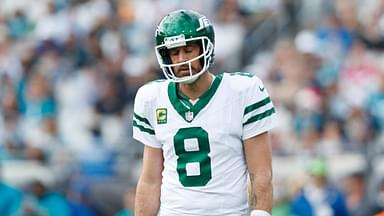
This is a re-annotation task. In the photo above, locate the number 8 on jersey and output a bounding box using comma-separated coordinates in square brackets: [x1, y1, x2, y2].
[174, 127, 212, 187]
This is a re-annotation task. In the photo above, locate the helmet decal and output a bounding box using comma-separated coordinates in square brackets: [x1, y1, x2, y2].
[197, 17, 211, 31]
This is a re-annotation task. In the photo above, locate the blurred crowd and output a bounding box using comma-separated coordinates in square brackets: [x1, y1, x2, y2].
[1, 0, 384, 215]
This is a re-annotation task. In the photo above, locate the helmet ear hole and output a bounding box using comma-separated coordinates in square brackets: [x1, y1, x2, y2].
[203, 39, 214, 65]
[198, 38, 214, 67]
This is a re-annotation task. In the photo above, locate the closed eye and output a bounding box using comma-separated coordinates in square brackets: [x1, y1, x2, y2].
[185, 45, 194, 53]
[168, 49, 179, 56]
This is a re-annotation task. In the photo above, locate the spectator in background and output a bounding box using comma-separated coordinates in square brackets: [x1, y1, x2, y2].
[33, 1, 71, 44]
[21, 72, 56, 123]
[317, 12, 354, 66]
[359, 0, 384, 50]
[94, 74, 127, 117]
[317, 119, 344, 156]
[267, 38, 305, 106]
[20, 180, 71, 216]
[114, 187, 135, 216]
[0, 169, 23, 216]
[291, 158, 350, 216]
[372, 178, 384, 215]
[6, 9, 31, 40]
[20, 72, 57, 162]
[212, 0, 245, 72]
[366, 71, 384, 139]
[338, 40, 380, 111]
[342, 171, 378, 216]
[0, 82, 23, 160]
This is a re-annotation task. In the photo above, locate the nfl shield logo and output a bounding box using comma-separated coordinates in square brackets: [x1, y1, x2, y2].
[185, 111, 194, 122]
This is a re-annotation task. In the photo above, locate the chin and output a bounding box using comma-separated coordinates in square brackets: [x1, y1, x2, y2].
[177, 71, 193, 77]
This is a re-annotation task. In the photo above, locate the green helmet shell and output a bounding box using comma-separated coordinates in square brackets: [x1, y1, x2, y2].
[155, 10, 215, 83]
[155, 10, 215, 48]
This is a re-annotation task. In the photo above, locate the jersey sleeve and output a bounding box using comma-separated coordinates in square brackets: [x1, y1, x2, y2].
[242, 76, 277, 140]
[132, 85, 162, 148]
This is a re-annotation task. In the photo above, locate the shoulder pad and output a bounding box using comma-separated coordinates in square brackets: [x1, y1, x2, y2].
[224, 72, 263, 92]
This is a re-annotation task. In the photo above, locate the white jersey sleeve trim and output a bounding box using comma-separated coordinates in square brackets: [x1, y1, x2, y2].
[240, 74, 277, 140]
[243, 97, 275, 126]
[132, 83, 162, 148]
[242, 112, 277, 140]
[133, 127, 162, 148]
[133, 112, 154, 132]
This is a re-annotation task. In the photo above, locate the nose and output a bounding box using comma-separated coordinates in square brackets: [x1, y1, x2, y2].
[176, 50, 188, 63]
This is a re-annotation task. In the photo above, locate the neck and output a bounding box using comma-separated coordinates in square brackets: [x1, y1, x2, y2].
[178, 71, 213, 100]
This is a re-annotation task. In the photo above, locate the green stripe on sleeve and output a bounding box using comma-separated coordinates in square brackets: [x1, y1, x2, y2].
[244, 97, 271, 115]
[243, 107, 275, 126]
[133, 120, 155, 135]
[134, 112, 151, 126]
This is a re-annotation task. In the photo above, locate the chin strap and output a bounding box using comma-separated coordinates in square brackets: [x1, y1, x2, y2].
[181, 75, 199, 84]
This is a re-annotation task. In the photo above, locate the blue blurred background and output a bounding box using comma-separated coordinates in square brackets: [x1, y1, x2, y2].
[1, 0, 384, 215]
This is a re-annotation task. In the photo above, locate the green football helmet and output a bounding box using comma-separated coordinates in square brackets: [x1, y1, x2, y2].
[155, 9, 215, 83]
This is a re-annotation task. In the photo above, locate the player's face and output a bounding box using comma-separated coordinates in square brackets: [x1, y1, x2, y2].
[168, 42, 202, 78]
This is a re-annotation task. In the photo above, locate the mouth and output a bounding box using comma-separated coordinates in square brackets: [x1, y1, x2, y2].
[177, 67, 191, 76]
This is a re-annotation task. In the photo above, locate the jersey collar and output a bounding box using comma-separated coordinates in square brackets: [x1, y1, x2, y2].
[168, 74, 223, 122]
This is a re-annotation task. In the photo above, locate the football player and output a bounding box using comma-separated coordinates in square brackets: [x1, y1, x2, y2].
[133, 9, 276, 216]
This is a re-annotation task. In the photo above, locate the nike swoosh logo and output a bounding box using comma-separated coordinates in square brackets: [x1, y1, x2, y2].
[259, 86, 265, 92]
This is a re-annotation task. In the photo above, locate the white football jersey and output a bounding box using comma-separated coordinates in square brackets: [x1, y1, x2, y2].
[133, 72, 276, 216]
